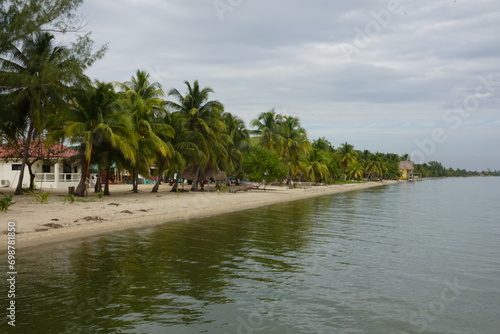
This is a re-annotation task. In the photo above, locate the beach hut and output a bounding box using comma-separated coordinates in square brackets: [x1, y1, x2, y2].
[179, 165, 227, 190]
[399, 161, 414, 180]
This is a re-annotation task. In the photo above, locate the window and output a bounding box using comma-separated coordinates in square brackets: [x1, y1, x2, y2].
[12, 164, 22, 171]
[42, 164, 51, 173]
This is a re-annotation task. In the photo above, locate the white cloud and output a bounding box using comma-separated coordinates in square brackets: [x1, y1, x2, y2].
[78, 0, 500, 170]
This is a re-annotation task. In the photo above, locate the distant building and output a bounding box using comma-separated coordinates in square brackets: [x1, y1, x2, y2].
[0, 140, 81, 190]
[399, 161, 414, 180]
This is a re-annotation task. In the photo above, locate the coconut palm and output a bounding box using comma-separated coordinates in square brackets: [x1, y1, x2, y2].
[346, 161, 364, 180]
[307, 148, 330, 183]
[221, 112, 250, 179]
[364, 153, 389, 180]
[338, 142, 358, 178]
[167, 80, 227, 191]
[280, 115, 310, 178]
[250, 109, 284, 153]
[364, 160, 380, 180]
[117, 70, 174, 193]
[0, 32, 84, 194]
[312, 137, 334, 153]
[50, 81, 137, 196]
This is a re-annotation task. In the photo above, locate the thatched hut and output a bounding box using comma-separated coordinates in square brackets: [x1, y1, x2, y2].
[179, 165, 227, 191]
[399, 161, 414, 180]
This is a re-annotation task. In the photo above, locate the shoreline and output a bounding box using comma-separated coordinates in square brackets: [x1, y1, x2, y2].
[2, 181, 400, 252]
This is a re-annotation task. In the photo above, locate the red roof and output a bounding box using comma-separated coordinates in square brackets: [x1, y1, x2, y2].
[0, 140, 78, 159]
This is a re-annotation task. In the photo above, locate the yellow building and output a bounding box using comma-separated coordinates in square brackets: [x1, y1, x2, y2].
[399, 161, 414, 180]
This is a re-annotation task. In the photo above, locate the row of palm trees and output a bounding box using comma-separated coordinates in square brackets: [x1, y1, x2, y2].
[1, 32, 409, 197]
[249, 112, 402, 183]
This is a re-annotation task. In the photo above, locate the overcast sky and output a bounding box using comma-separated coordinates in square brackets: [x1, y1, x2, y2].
[76, 0, 500, 171]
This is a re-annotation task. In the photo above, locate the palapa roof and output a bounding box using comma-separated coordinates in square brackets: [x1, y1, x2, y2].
[399, 161, 414, 170]
[179, 165, 227, 181]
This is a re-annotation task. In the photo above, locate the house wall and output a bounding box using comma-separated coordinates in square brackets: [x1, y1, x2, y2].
[0, 159, 80, 190]
[0, 160, 26, 189]
[400, 169, 408, 179]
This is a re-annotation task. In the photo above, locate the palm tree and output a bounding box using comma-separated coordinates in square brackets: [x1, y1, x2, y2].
[346, 161, 364, 180]
[338, 142, 358, 178]
[0, 32, 84, 194]
[221, 112, 250, 180]
[364, 153, 389, 180]
[307, 148, 330, 183]
[50, 81, 137, 196]
[167, 80, 227, 191]
[117, 70, 174, 193]
[312, 137, 334, 153]
[250, 109, 284, 153]
[280, 115, 310, 178]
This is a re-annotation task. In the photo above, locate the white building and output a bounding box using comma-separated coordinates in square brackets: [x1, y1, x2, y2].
[0, 141, 81, 190]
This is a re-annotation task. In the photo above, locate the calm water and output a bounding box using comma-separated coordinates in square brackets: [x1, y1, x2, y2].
[1, 178, 500, 333]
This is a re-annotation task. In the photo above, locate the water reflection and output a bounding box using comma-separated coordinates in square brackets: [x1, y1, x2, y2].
[3, 179, 499, 333]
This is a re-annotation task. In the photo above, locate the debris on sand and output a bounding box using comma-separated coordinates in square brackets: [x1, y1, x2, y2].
[42, 223, 64, 229]
[75, 216, 106, 222]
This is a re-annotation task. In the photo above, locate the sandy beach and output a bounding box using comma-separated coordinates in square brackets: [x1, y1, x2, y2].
[1, 181, 398, 251]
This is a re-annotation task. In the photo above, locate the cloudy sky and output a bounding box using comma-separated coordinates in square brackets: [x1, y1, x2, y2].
[76, 0, 499, 171]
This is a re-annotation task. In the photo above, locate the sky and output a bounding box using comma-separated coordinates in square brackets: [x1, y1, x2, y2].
[75, 0, 500, 171]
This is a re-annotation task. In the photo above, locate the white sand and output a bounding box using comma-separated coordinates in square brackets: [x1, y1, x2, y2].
[1, 181, 399, 251]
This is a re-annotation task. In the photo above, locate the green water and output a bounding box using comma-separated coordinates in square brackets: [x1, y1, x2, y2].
[1, 178, 500, 333]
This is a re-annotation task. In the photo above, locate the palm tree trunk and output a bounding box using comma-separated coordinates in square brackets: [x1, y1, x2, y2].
[103, 166, 111, 196]
[171, 179, 179, 192]
[132, 172, 139, 193]
[27, 162, 36, 190]
[151, 169, 164, 193]
[14, 122, 34, 195]
[191, 165, 200, 191]
[152, 180, 160, 193]
[74, 154, 89, 197]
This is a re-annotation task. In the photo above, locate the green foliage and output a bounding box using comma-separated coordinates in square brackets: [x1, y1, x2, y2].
[217, 183, 228, 194]
[0, 192, 16, 212]
[243, 146, 287, 184]
[66, 194, 75, 203]
[34, 191, 50, 204]
[250, 109, 310, 179]
[0, 0, 84, 51]
[96, 190, 104, 200]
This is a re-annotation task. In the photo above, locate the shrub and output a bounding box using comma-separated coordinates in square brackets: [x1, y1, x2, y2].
[34, 191, 50, 204]
[0, 192, 16, 212]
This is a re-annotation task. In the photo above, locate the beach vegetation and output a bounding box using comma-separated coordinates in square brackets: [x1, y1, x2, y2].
[0, 32, 86, 195]
[0, 11, 491, 194]
[243, 146, 287, 186]
[34, 191, 50, 204]
[66, 194, 75, 203]
[0, 0, 88, 52]
[49, 81, 137, 197]
[0, 192, 16, 212]
[167, 80, 227, 191]
[117, 70, 174, 193]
